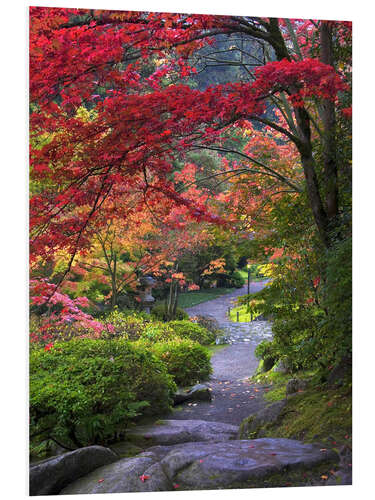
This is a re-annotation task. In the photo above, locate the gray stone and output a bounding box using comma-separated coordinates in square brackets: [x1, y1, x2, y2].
[29, 445, 118, 496]
[61, 438, 339, 494]
[238, 400, 287, 439]
[60, 455, 171, 494]
[173, 384, 212, 405]
[126, 419, 238, 446]
[171, 439, 338, 490]
[286, 378, 308, 395]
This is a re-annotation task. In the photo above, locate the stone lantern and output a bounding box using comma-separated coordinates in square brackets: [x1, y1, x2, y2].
[138, 276, 156, 313]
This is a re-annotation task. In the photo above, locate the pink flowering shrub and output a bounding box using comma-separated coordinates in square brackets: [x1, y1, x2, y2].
[30, 279, 114, 347]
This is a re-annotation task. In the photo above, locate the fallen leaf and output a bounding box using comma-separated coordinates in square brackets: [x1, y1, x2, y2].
[98, 479, 104, 483]
[139, 474, 150, 482]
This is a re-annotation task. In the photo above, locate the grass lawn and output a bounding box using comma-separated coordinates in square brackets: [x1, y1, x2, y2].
[176, 288, 236, 308]
[229, 304, 261, 322]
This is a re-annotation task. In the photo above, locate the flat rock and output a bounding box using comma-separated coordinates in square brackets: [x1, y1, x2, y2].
[126, 419, 238, 446]
[61, 438, 339, 494]
[29, 445, 118, 496]
[61, 455, 171, 494]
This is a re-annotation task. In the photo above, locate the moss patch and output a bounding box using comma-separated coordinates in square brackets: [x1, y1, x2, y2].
[249, 369, 352, 447]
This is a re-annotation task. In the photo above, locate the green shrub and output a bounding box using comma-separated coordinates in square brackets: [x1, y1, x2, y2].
[30, 339, 176, 450]
[151, 303, 189, 322]
[140, 322, 175, 342]
[140, 338, 212, 386]
[100, 309, 151, 340]
[168, 320, 216, 345]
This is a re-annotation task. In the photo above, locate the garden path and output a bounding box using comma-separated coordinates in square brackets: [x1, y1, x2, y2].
[170, 281, 273, 425]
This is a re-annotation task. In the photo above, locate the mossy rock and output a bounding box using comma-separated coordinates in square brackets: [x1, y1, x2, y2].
[238, 400, 287, 439]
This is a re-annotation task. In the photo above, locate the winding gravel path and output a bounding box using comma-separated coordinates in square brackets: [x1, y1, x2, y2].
[170, 281, 273, 425]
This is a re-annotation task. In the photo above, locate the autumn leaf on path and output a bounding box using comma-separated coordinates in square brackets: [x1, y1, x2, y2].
[139, 474, 150, 482]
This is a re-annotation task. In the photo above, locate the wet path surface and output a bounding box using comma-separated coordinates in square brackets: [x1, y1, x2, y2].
[170, 281, 273, 425]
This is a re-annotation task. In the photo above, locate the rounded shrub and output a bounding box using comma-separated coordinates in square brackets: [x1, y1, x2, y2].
[142, 338, 212, 386]
[29, 338, 176, 450]
[168, 320, 216, 345]
[150, 304, 189, 322]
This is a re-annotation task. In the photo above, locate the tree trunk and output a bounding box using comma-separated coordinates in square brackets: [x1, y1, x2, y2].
[294, 106, 331, 248]
[110, 254, 117, 309]
[320, 21, 338, 221]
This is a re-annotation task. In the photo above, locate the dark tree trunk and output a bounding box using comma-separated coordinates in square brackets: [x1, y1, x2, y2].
[320, 21, 338, 221]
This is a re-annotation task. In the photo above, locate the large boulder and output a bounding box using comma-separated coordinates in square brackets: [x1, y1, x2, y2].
[238, 400, 287, 439]
[29, 445, 118, 496]
[173, 384, 212, 405]
[125, 419, 238, 447]
[61, 438, 339, 494]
